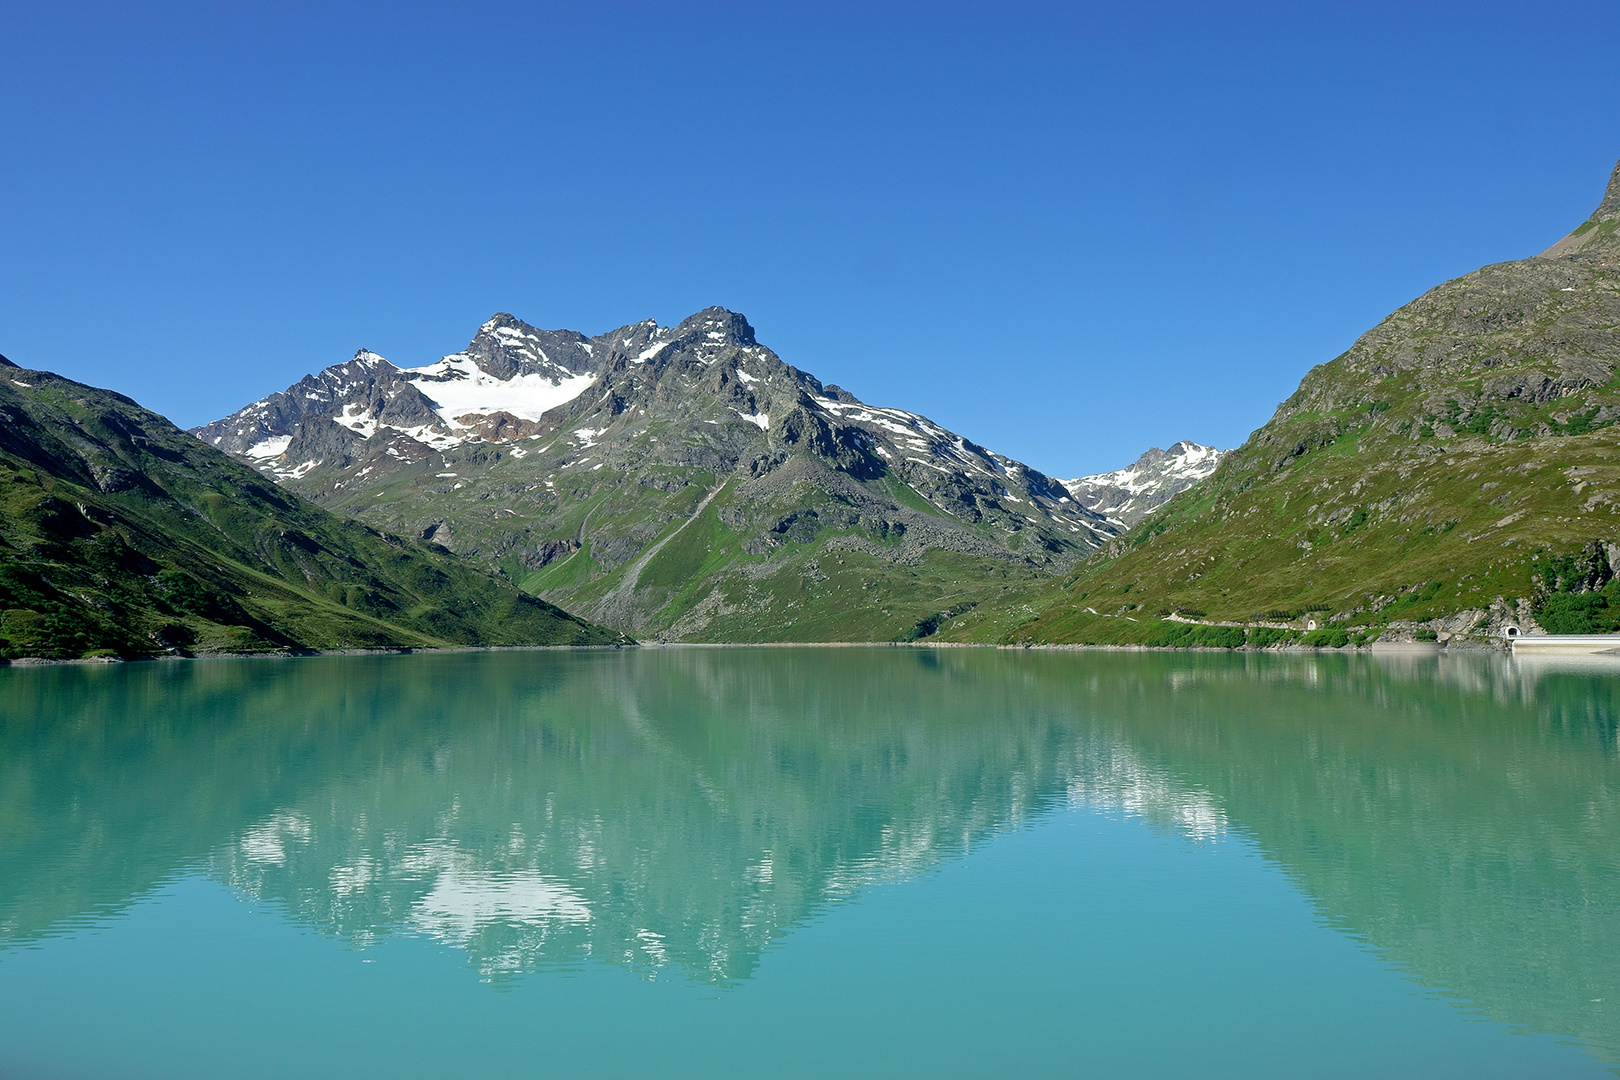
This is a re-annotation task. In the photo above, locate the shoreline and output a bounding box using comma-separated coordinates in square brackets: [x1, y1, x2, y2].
[0, 642, 635, 667]
[0, 638, 1512, 666]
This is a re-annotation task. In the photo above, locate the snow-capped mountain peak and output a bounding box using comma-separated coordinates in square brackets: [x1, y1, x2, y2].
[1061, 440, 1227, 529]
[192, 308, 797, 483]
[192, 306, 1116, 549]
[191, 305, 1124, 638]
[191, 315, 621, 475]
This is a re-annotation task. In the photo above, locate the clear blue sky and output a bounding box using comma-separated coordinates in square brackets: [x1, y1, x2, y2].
[3, 2, 1618, 477]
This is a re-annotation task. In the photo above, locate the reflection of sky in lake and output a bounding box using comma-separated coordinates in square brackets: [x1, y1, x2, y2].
[1, 648, 1617, 1075]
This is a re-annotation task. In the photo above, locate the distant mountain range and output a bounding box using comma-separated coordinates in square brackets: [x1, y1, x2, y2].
[0, 357, 621, 659]
[1060, 442, 1226, 528]
[195, 309, 1140, 641]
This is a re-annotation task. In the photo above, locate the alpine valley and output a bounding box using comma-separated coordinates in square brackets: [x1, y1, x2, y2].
[197, 310, 1140, 641]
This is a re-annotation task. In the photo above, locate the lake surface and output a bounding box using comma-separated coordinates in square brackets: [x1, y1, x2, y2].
[1, 647, 1617, 1078]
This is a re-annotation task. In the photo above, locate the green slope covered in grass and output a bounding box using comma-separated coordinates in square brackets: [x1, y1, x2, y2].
[0, 359, 622, 659]
[939, 159, 1620, 648]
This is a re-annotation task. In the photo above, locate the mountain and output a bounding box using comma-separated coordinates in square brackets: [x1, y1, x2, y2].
[197, 308, 1116, 641]
[1060, 441, 1226, 528]
[942, 156, 1620, 647]
[0, 358, 622, 660]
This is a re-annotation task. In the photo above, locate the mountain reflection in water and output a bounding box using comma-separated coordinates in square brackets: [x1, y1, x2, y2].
[0, 648, 1616, 1059]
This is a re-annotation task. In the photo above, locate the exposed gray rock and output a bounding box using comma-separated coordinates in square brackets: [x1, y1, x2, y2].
[1061, 441, 1227, 528]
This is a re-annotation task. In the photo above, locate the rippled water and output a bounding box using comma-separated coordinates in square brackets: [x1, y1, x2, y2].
[1, 648, 1617, 1078]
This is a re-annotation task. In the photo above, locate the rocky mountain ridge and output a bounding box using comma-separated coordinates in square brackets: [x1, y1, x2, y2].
[1060, 441, 1227, 528]
[194, 313, 648, 469]
[198, 308, 1117, 640]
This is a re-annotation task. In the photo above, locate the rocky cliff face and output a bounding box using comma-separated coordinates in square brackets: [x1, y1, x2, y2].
[197, 308, 1116, 640]
[1061, 441, 1227, 528]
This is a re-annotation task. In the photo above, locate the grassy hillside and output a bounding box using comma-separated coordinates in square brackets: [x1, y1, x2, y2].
[0, 361, 623, 659]
[939, 160, 1620, 648]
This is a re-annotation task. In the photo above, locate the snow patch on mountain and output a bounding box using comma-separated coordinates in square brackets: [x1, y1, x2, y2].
[338, 404, 378, 438]
[404, 355, 595, 428]
[246, 436, 291, 460]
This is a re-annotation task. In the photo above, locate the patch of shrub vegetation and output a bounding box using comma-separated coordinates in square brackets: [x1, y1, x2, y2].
[1246, 627, 1299, 648]
[153, 623, 198, 649]
[155, 570, 241, 622]
[1534, 543, 1613, 595]
[899, 601, 980, 642]
[0, 566, 144, 660]
[1457, 403, 1509, 438]
[1144, 623, 1247, 649]
[1536, 581, 1620, 634]
[1552, 407, 1601, 437]
[1301, 627, 1352, 648]
[1532, 542, 1620, 634]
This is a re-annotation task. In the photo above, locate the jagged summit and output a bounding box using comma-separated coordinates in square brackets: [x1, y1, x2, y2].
[1061, 441, 1227, 529]
[192, 308, 782, 471]
[675, 306, 757, 343]
[195, 307, 1114, 640]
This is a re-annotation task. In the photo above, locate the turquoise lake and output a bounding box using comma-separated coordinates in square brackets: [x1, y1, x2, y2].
[1, 647, 1617, 1078]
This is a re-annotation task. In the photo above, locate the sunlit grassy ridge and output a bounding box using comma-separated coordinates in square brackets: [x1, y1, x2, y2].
[940, 161, 1620, 646]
